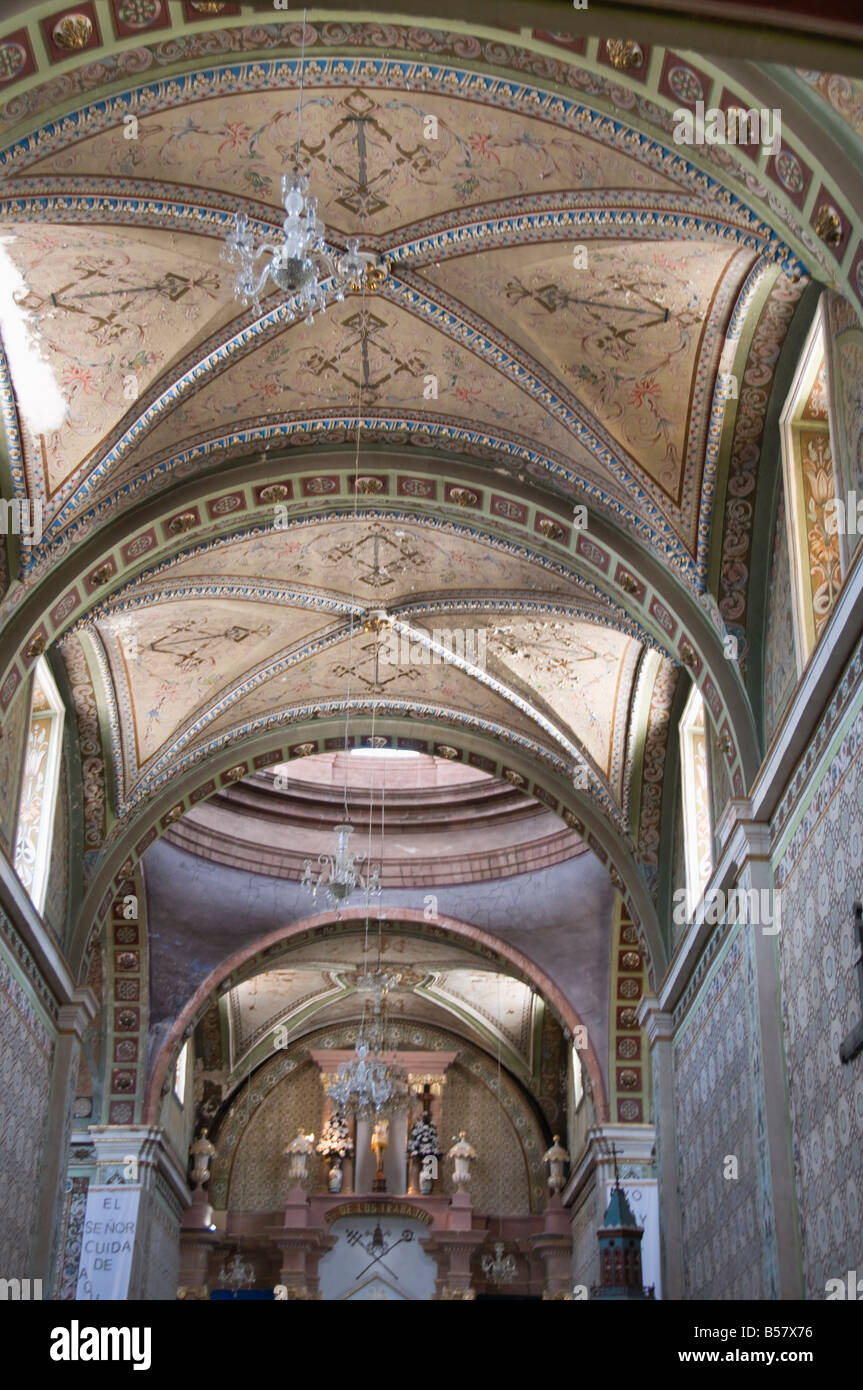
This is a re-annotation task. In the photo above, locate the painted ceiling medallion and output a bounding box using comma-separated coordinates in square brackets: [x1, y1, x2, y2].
[606, 39, 644, 71]
[190, 1, 227, 11]
[25, 634, 47, 659]
[619, 572, 640, 596]
[564, 811, 583, 833]
[162, 804, 185, 824]
[52, 13, 94, 50]
[814, 203, 843, 246]
[90, 563, 113, 586]
[503, 769, 526, 787]
[363, 262, 389, 292]
[679, 641, 698, 669]
[169, 512, 198, 534]
[355, 477, 385, 495]
[366, 736, 388, 748]
[436, 746, 459, 760]
[449, 488, 478, 508]
[538, 518, 565, 542]
[292, 743, 316, 757]
[223, 765, 248, 783]
[259, 484, 289, 503]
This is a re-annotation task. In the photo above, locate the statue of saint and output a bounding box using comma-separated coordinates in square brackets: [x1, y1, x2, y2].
[542, 1135, 570, 1195]
[447, 1131, 477, 1189]
[371, 1117, 389, 1192]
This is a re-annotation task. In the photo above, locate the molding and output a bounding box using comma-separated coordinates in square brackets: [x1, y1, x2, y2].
[0, 840, 80, 1010]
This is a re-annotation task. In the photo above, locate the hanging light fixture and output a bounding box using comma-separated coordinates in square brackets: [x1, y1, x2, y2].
[481, 1242, 518, 1285]
[222, 13, 385, 319]
[301, 822, 381, 916]
[327, 970, 406, 1119]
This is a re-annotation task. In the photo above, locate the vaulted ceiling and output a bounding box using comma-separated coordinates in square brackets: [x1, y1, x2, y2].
[1, 6, 861, 981]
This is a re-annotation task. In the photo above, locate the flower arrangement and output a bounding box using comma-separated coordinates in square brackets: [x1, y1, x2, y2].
[407, 1113, 442, 1159]
[316, 1112, 354, 1161]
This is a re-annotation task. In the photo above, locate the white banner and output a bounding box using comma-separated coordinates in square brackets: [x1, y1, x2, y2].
[76, 1186, 141, 1301]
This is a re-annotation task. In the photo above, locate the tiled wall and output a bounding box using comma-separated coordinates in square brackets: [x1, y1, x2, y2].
[773, 684, 863, 1298]
[0, 931, 56, 1277]
[673, 919, 776, 1299]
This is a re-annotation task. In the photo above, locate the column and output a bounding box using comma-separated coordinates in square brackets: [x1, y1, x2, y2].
[76, 1125, 189, 1301]
[637, 998, 680, 1299]
[32, 989, 97, 1294]
[733, 818, 804, 1298]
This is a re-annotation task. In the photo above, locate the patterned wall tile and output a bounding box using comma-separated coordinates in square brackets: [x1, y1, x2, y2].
[774, 697, 863, 1298]
[673, 925, 774, 1299]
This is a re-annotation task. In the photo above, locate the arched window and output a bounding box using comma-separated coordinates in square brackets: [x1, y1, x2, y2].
[13, 657, 64, 915]
[174, 1040, 189, 1106]
[679, 686, 713, 915]
[780, 303, 844, 666]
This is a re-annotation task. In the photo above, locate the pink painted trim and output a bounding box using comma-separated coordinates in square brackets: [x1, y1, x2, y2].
[144, 905, 609, 1122]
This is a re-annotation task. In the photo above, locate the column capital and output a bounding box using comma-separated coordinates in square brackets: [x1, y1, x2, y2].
[57, 987, 98, 1040]
[86, 1123, 190, 1210]
[637, 994, 674, 1047]
[716, 799, 772, 863]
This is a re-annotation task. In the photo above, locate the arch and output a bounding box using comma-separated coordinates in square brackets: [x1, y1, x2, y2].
[142, 905, 610, 1126]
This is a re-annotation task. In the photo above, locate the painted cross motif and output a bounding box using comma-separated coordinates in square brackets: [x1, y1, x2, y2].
[839, 902, 863, 1064]
[149, 621, 272, 672]
[345, 1224, 414, 1281]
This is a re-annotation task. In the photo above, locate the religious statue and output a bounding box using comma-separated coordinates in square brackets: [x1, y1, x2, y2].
[542, 1135, 570, 1195]
[447, 1131, 477, 1189]
[285, 1129, 315, 1184]
[371, 1117, 389, 1192]
[189, 1128, 217, 1189]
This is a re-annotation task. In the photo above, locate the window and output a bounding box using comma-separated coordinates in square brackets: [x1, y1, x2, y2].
[13, 657, 64, 915]
[780, 304, 844, 666]
[572, 1045, 584, 1111]
[174, 1040, 189, 1106]
[679, 686, 713, 916]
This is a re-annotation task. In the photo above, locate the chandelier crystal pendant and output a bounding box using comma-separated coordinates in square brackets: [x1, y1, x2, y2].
[481, 1242, 518, 1285]
[301, 822, 381, 916]
[223, 168, 378, 321]
[327, 968, 406, 1118]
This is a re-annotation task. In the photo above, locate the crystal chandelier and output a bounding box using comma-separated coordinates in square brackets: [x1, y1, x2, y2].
[301, 822, 381, 916]
[327, 968, 406, 1118]
[218, 1250, 255, 1294]
[223, 171, 381, 320]
[481, 1242, 518, 1285]
[221, 14, 384, 320]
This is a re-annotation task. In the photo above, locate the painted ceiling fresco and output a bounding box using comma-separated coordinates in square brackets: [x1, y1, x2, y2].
[129, 290, 587, 479]
[485, 620, 639, 790]
[200, 637, 562, 753]
[225, 940, 539, 1076]
[157, 519, 585, 602]
[0, 222, 233, 502]
[21, 86, 679, 236]
[2, 11, 854, 927]
[96, 597, 327, 767]
[424, 240, 754, 507]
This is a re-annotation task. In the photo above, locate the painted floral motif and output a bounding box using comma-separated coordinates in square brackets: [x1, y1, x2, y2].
[13, 716, 51, 894]
[800, 432, 842, 636]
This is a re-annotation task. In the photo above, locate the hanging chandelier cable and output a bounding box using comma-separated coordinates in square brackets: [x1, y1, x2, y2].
[221, 10, 381, 318]
[294, 12, 306, 170]
[341, 298, 366, 822]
